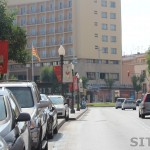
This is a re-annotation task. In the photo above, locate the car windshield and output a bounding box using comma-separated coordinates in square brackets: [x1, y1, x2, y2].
[49, 96, 64, 105]
[0, 96, 7, 121]
[117, 99, 124, 102]
[6, 87, 34, 108]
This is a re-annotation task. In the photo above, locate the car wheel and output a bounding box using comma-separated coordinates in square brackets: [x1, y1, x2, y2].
[47, 118, 54, 139]
[115, 107, 118, 109]
[65, 113, 69, 121]
[54, 125, 58, 134]
[139, 112, 141, 118]
[141, 114, 145, 119]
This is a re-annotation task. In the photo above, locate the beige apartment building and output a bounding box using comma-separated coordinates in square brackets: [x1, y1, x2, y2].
[7, 0, 122, 91]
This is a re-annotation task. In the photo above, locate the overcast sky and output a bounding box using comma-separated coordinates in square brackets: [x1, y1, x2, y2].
[121, 0, 150, 55]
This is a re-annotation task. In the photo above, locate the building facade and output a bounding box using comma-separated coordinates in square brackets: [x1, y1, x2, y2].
[7, 0, 122, 89]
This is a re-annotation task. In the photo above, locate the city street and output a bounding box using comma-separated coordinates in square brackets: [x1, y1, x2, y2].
[48, 107, 150, 150]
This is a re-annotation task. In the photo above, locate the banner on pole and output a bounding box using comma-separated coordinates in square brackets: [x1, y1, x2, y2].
[63, 64, 73, 83]
[0, 40, 8, 74]
[53, 66, 61, 82]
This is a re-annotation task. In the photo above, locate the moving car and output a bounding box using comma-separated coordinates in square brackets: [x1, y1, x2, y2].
[48, 95, 69, 121]
[121, 99, 136, 110]
[0, 87, 31, 150]
[115, 98, 126, 109]
[0, 81, 50, 150]
[139, 93, 150, 118]
[40, 94, 58, 139]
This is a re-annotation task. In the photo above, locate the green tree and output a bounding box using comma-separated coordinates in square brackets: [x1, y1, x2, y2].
[0, 0, 30, 64]
[104, 78, 115, 102]
[81, 77, 89, 89]
[131, 74, 145, 99]
[40, 66, 60, 94]
[146, 47, 150, 74]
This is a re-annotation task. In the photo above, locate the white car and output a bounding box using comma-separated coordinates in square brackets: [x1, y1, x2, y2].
[48, 95, 69, 121]
[122, 99, 136, 110]
[115, 98, 126, 109]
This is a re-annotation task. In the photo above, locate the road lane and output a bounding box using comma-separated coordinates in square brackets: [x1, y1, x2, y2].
[48, 107, 150, 150]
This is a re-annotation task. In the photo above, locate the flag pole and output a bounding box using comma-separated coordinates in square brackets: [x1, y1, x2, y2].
[32, 43, 34, 81]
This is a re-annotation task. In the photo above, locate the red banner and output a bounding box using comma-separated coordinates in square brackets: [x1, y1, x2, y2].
[53, 66, 61, 82]
[69, 76, 78, 92]
[0, 40, 8, 74]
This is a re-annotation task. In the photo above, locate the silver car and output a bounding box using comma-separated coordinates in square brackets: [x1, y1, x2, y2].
[115, 98, 126, 109]
[48, 95, 69, 121]
[122, 99, 136, 110]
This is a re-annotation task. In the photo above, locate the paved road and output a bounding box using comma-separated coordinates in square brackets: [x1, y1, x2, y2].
[48, 107, 150, 150]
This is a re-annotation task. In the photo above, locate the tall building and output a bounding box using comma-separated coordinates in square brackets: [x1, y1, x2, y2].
[7, 0, 122, 88]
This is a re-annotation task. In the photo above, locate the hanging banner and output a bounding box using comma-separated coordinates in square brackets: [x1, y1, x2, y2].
[63, 64, 73, 83]
[73, 76, 78, 91]
[0, 40, 8, 74]
[53, 66, 61, 82]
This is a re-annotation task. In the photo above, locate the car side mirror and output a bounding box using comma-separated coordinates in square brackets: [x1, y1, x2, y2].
[51, 106, 55, 111]
[16, 113, 31, 122]
[38, 100, 50, 108]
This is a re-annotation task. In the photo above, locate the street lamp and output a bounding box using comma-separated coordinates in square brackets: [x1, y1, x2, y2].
[70, 63, 75, 113]
[58, 45, 65, 96]
[76, 72, 80, 111]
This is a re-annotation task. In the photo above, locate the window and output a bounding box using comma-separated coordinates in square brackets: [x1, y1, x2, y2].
[87, 72, 96, 80]
[0, 96, 7, 121]
[68, 0, 72, 7]
[110, 24, 116, 31]
[31, 17, 36, 24]
[68, 11, 72, 19]
[41, 39, 46, 46]
[50, 3, 54, 11]
[21, 6, 26, 14]
[40, 16, 46, 23]
[111, 73, 119, 80]
[102, 24, 107, 30]
[40, 4, 45, 12]
[110, 1, 116, 8]
[111, 48, 117, 54]
[21, 18, 26, 26]
[41, 50, 46, 58]
[59, 2, 63, 9]
[110, 13, 116, 19]
[50, 49, 56, 57]
[100, 73, 105, 79]
[102, 47, 108, 53]
[31, 28, 36, 35]
[102, 35, 108, 42]
[7, 87, 34, 108]
[101, 0, 107, 7]
[40, 28, 46, 35]
[111, 36, 116, 42]
[31, 5, 36, 13]
[67, 48, 73, 56]
[101, 12, 107, 18]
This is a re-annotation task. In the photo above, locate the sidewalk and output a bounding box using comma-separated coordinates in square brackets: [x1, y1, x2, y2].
[58, 108, 88, 129]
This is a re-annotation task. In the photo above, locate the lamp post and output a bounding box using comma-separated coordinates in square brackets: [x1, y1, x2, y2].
[70, 63, 75, 113]
[76, 72, 80, 111]
[58, 45, 65, 96]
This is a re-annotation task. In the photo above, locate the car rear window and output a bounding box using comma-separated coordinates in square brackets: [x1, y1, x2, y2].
[6, 87, 34, 108]
[145, 94, 150, 102]
[0, 96, 7, 121]
[117, 99, 124, 102]
[49, 96, 64, 104]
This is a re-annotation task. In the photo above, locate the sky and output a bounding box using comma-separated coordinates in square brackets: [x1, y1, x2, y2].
[121, 0, 150, 55]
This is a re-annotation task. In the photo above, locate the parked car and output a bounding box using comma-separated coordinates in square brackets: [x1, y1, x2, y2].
[48, 95, 69, 121]
[40, 94, 58, 139]
[0, 87, 31, 150]
[0, 81, 50, 150]
[121, 99, 136, 110]
[139, 93, 150, 118]
[136, 99, 142, 106]
[115, 98, 126, 109]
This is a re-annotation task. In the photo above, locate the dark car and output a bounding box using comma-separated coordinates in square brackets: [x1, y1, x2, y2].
[40, 94, 58, 139]
[139, 93, 150, 118]
[0, 87, 31, 150]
